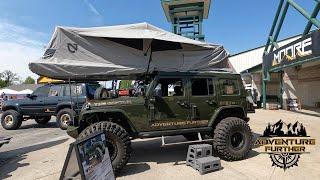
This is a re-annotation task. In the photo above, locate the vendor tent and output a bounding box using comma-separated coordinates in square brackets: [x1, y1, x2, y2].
[19, 89, 33, 94]
[0, 89, 19, 95]
[29, 22, 231, 80]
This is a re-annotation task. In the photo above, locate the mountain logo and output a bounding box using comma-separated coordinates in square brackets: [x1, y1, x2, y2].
[263, 120, 307, 137]
[255, 120, 316, 171]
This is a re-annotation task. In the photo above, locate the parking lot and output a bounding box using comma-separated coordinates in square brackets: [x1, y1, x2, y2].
[0, 109, 319, 180]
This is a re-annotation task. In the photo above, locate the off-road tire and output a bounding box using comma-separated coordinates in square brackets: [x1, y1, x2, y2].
[213, 117, 252, 161]
[56, 108, 75, 130]
[35, 116, 51, 125]
[78, 121, 131, 174]
[94, 87, 109, 100]
[1, 110, 22, 130]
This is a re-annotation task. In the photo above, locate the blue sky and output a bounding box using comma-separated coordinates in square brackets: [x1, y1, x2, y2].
[0, 0, 317, 78]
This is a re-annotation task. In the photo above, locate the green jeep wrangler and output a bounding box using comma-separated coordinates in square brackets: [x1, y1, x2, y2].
[67, 71, 253, 173]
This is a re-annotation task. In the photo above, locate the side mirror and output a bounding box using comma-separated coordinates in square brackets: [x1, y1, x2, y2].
[27, 94, 37, 99]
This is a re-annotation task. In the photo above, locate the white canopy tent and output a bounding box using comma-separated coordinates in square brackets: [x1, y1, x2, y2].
[0, 88, 33, 95]
[0, 89, 19, 95]
[29, 22, 232, 80]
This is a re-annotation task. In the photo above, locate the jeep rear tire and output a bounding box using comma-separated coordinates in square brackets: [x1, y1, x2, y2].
[35, 116, 51, 125]
[78, 121, 131, 174]
[56, 108, 75, 130]
[213, 117, 252, 161]
[1, 110, 22, 130]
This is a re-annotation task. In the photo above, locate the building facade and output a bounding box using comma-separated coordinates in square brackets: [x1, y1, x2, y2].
[229, 35, 320, 111]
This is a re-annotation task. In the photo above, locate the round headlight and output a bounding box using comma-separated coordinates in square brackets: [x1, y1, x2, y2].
[82, 103, 91, 110]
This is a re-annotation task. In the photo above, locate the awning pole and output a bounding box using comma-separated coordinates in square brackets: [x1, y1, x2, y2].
[68, 78, 75, 125]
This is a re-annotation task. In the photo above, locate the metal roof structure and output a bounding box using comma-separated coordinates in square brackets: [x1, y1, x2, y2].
[161, 0, 211, 41]
[229, 35, 301, 74]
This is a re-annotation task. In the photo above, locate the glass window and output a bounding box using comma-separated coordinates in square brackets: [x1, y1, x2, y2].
[86, 84, 101, 99]
[48, 85, 62, 97]
[64, 84, 83, 96]
[208, 78, 214, 95]
[220, 79, 240, 95]
[32, 85, 50, 97]
[155, 78, 184, 97]
[191, 78, 214, 96]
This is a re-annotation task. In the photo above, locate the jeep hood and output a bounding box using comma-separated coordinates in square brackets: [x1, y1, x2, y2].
[29, 22, 232, 80]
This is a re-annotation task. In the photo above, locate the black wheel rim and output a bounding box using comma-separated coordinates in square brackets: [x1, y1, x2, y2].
[230, 132, 244, 149]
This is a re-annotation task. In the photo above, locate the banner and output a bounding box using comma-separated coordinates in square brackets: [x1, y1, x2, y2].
[263, 31, 320, 72]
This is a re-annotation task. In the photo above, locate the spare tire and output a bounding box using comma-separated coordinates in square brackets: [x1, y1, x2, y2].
[94, 87, 109, 100]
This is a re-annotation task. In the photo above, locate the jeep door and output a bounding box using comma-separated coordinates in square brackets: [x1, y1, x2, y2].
[188, 77, 217, 127]
[20, 85, 49, 115]
[148, 76, 190, 131]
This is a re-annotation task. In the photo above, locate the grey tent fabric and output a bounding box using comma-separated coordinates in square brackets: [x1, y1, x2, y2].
[29, 22, 231, 80]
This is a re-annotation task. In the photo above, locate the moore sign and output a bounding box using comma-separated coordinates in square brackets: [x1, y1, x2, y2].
[264, 31, 320, 71]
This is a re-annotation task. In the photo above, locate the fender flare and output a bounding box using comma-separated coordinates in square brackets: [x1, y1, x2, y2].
[2, 105, 21, 114]
[208, 105, 246, 127]
[80, 109, 137, 133]
[55, 102, 75, 113]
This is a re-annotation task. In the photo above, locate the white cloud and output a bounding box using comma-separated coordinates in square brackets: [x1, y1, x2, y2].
[83, 0, 104, 25]
[83, 0, 101, 16]
[0, 19, 46, 80]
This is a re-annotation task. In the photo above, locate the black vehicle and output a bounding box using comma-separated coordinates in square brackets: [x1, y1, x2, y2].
[1, 83, 101, 130]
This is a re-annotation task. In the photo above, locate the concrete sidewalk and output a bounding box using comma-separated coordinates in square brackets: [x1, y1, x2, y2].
[0, 109, 319, 180]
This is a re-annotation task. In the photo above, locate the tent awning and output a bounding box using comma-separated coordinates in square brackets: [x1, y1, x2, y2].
[29, 22, 231, 80]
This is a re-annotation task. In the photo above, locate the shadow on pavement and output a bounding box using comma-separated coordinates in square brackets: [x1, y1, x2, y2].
[19, 122, 58, 129]
[120, 135, 261, 176]
[118, 163, 151, 177]
[0, 138, 68, 179]
[290, 110, 320, 118]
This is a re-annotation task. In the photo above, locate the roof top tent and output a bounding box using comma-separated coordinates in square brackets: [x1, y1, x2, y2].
[29, 22, 232, 81]
[161, 0, 211, 41]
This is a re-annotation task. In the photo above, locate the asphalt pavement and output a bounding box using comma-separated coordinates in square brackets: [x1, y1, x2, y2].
[0, 116, 70, 167]
[0, 110, 319, 179]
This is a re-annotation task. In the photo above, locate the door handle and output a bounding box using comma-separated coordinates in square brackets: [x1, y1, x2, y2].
[177, 100, 184, 106]
[177, 100, 188, 108]
[205, 100, 216, 106]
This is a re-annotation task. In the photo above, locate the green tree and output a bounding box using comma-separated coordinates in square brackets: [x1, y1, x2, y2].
[0, 70, 20, 87]
[24, 76, 36, 84]
[0, 79, 6, 88]
[119, 80, 132, 90]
